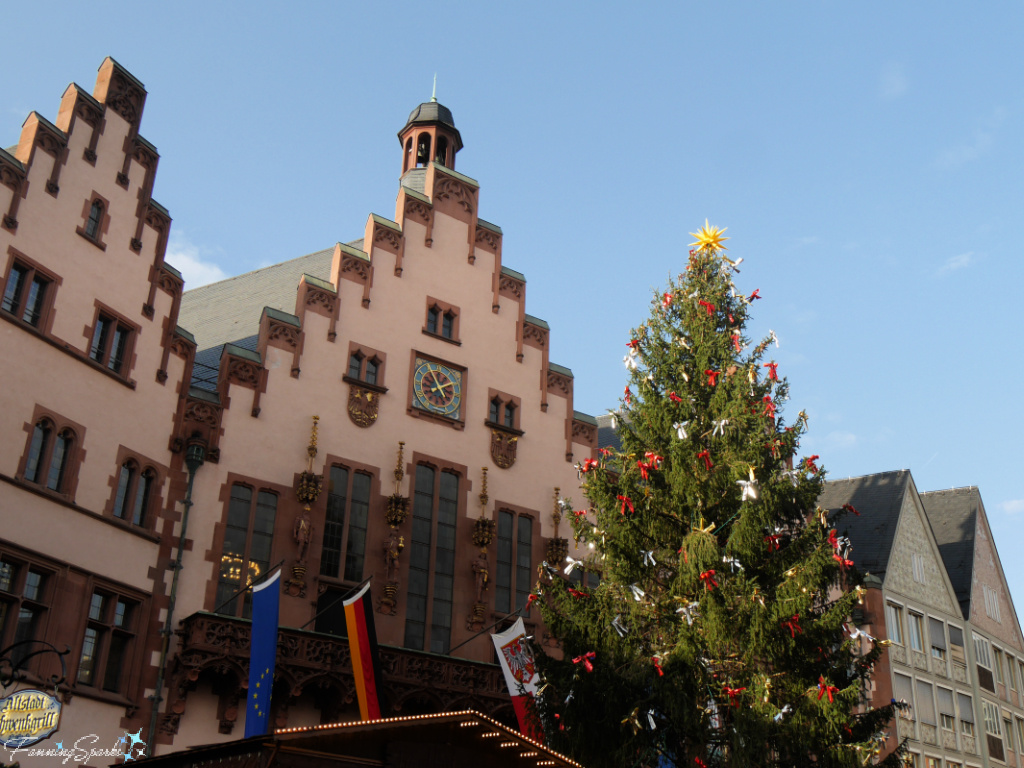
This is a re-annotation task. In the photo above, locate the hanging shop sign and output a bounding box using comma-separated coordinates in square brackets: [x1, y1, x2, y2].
[0, 689, 62, 749]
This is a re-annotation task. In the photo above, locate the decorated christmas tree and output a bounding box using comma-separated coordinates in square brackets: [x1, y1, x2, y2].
[532, 224, 904, 768]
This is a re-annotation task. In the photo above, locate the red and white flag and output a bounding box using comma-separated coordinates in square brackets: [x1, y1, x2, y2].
[491, 617, 544, 741]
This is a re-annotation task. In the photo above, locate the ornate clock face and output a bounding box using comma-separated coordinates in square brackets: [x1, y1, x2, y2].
[412, 358, 463, 418]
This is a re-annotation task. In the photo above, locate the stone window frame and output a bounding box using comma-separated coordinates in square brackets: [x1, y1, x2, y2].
[423, 296, 461, 345]
[485, 388, 523, 434]
[74, 583, 143, 697]
[0, 247, 61, 335]
[318, 459, 379, 584]
[0, 549, 57, 674]
[344, 341, 387, 391]
[493, 504, 536, 617]
[16, 404, 87, 502]
[103, 445, 167, 531]
[84, 301, 140, 382]
[76, 191, 111, 251]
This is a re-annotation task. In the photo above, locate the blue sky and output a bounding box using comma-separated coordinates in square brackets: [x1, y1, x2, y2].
[6, 3, 1024, 601]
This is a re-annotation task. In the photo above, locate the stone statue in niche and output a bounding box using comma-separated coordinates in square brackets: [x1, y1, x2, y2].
[472, 550, 490, 603]
[293, 508, 313, 563]
[384, 530, 404, 582]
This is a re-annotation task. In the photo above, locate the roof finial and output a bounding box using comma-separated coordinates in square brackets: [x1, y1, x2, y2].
[431, 74, 437, 103]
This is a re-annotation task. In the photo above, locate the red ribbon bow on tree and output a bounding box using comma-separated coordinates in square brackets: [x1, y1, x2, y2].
[617, 495, 635, 515]
[697, 450, 713, 471]
[782, 614, 803, 638]
[766, 438, 782, 458]
[662, 292, 673, 308]
[817, 676, 838, 703]
[699, 570, 718, 591]
[722, 685, 747, 707]
[626, 339, 640, 351]
[764, 534, 781, 551]
[651, 656, 664, 676]
[748, 289, 761, 302]
[669, 391, 684, 404]
[731, 333, 742, 352]
[568, 587, 590, 599]
[581, 458, 599, 473]
[763, 362, 779, 381]
[644, 451, 664, 468]
[803, 455, 821, 474]
[833, 553, 854, 569]
[842, 503, 860, 516]
[573, 651, 596, 672]
[697, 300, 716, 316]
[705, 369, 720, 386]
[637, 460, 653, 481]
[526, 593, 539, 608]
[573, 508, 588, 519]
[762, 396, 776, 420]
[695, 760, 707, 768]
[624, 386, 632, 405]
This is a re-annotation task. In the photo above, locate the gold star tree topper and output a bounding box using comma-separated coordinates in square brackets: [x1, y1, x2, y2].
[688, 219, 729, 254]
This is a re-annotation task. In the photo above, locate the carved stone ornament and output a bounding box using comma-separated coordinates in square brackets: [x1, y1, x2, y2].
[547, 370, 572, 397]
[296, 472, 323, 506]
[373, 225, 402, 252]
[305, 286, 336, 312]
[347, 384, 379, 428]
[183, 399, 219, 428]
[268, 319, 299, 348]
[106, 71, 144, 125]
[434, 175, 475, 215]
[572, 419, 597, 445]
[498, 275, 523, 300]
[385, 493, 410, 528]
[523, 323, 548, 349]
[475, 227, 500, 252]
[404, 197, 432, 224]
[490, 429, 518, 469]
[340, 254, 370, 282]
[227, 359, 261, 388]
[472, 518, 495, 548]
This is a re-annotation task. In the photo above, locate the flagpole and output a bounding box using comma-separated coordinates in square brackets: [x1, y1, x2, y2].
[447, 601, 529, 656]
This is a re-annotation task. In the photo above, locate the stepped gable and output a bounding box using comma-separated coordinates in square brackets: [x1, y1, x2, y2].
[920, 487, 979, 619]
[817, 469, 911, 580]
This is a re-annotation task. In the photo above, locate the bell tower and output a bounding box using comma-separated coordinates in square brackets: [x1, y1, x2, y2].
[397, 87, 463, 175]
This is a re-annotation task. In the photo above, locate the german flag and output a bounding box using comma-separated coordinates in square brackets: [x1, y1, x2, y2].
[344, 581, 384, 720]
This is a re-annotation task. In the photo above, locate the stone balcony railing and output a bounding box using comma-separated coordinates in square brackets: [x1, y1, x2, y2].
[159, 611, 512, 740]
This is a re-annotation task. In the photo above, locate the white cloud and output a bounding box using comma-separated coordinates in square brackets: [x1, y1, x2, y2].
[999, 500, 1024, 515]
[165, 230, 228, 289]
[880, 63, 909, 101]
[936, 251, 974, 276]
[936, 107, 1005, 169]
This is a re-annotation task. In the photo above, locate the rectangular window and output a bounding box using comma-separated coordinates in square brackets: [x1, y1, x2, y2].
[982, 700, 1001, 735]
[215, 484, 277, 618]
[76, 589, 137, 693]
[930, 617, 947, 662]
[909, 613, 925, 652]
[0, 557, 51, 669]
[89, 313, 132, 373]
[984, 584, 1002, 623]
[912, 553, 926, 583]
[938, 687, 956, 732]
[958, 692, 975, 736]
[1007, 654, 1016, 691]
[950, 624, 967, 666]
[924, 758, 939, 768]
[495, 509, 534, 616]
[1005, 718, 1014, 752]
[404, 466, 459, 654]
[976, 636, 993, 668]
[995, 648, 1005, 684]
[1, 259, 52, 329]
[886, 603, 904, 645]
[917, 680, 936, 725]
[1017, 719, 1024, 754]
[319, 467, 371, 582]
[894, 673, 915, 720]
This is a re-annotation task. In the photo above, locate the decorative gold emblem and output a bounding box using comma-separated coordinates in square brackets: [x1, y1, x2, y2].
[688, 219, 729, 254]
[490, 429, 518, 469]
[347, 384, 379, 428]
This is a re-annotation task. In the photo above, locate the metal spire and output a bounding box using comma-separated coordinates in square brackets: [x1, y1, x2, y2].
[431, 74, 437, 102]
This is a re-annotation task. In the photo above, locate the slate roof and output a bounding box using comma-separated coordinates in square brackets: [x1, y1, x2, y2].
[596, 413, 622, 451]
[177, 246, 339, 352]
[817, 470, 912, 581]
[920, 487, 980, 619]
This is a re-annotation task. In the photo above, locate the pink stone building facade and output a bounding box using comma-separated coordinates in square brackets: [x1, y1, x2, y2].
[0, 59, 595, 756]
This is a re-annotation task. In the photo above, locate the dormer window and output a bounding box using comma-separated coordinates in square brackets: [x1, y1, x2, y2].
[345, 344, 386, 388]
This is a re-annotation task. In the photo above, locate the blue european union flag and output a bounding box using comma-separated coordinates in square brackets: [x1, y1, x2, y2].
[244, 569, 281, 737]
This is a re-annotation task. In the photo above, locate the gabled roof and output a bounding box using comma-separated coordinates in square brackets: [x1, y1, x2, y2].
[919, 487, 979, 619]
[817, 470, 912, 581]
[177, 246, 337, 352]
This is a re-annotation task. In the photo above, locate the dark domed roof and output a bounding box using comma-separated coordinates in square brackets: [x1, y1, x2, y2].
[398, 100, 463, 150]
[405, 100, 456, 129]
